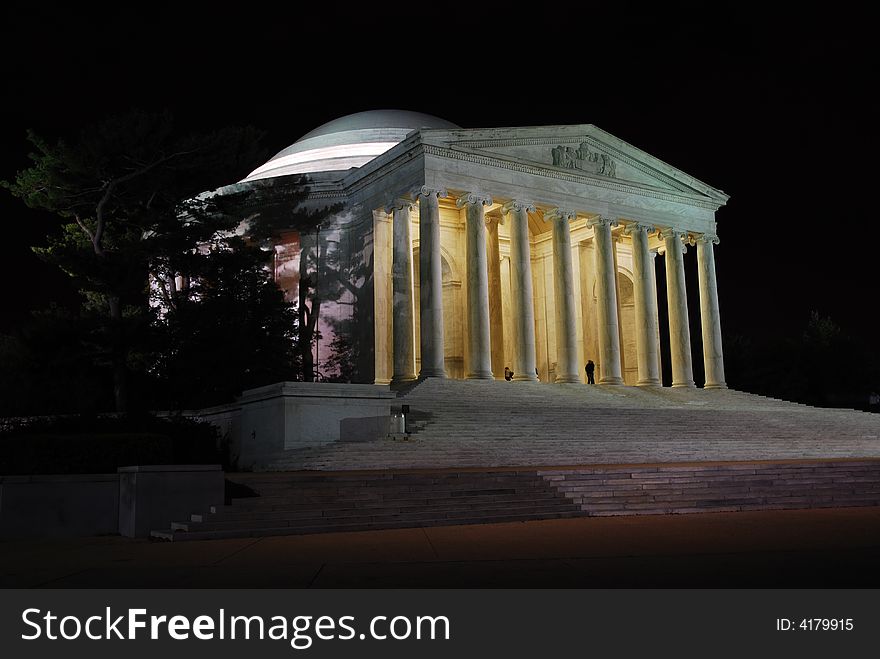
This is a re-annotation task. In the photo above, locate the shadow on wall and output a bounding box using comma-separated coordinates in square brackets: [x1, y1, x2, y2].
[339, 416, 391, 443]
[297, 214, 376, 384]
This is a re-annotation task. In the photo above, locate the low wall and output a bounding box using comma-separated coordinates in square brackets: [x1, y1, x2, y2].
[197, 382, 395, 470]
[0, 473, 118, 538]
[118, 465, 224, 538]
[0, 465, 224, 539]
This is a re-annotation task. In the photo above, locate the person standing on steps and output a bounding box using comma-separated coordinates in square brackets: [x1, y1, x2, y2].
[585, 360, 596, 384]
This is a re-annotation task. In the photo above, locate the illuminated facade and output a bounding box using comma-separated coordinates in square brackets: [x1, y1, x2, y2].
[221, 110, 729, 388]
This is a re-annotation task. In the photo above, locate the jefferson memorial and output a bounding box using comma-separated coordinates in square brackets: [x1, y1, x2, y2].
[231, 109, 728, 390]
[161, 111, 880, 535]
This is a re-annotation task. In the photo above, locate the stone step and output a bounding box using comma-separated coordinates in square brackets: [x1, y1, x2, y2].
[543, 461, 880, 516]
[245, 477, 555, 492]
[170, 501, 580, 533]
[243, 487, 559, 502]
[152, 509, 586, 541]
[214, 491, 567, 518]
[154, 458, 880, 539]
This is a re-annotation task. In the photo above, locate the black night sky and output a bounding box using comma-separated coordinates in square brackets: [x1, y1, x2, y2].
[0, 3, 875, 357]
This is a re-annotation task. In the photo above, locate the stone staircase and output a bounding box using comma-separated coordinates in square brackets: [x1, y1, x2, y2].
[540, 459, 880, 516]
[265, 379, 880, 471]
[151, 459, 880, 540]
[151, 381, 880, 540]
[151, 470, 584, 541]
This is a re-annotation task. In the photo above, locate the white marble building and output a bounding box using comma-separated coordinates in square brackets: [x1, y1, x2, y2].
[228, 110, 729, 389]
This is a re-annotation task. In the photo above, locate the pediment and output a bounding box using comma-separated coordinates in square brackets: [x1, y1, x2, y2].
[420, 125, 728, 206]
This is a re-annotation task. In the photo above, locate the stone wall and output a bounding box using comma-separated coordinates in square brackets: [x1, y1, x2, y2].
[0, 473, 118, 538]
[196, 382, 396, 471]
[0, 466, 224, 539]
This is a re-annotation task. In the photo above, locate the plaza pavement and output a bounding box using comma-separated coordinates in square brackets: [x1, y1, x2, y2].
[2, 506, 879, 588]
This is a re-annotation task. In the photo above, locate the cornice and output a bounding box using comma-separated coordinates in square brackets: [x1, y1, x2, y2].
[421, 143, 720, 211]
[452, 135, 698, 196]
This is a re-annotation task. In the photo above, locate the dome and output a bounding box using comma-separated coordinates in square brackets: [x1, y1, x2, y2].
[244, 110, 459, 181]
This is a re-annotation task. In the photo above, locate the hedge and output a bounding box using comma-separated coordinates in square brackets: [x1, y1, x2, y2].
[0, 415, 222, 475]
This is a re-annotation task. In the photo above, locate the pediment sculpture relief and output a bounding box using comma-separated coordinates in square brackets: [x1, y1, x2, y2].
[551, 142, 616, 177]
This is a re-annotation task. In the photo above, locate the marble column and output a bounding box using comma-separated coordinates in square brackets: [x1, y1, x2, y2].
[546, 208, 580, 383]
[416, 185, 447, 378]
[696, 232, 727, 389]
[648, 250, 662, 376]
[612, 234, 627, 379]
[586, 216, 624, 385]
[624, 222, 662, 386]
[486, 214, 506, 380]
[388, 199, 416, 384]
[457, 193, 494, 380]
[502, 200, 538, 382]
[660, 228, 695, 388]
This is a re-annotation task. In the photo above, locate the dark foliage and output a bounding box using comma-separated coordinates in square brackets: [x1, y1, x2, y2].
[1, 110, 339, 416]
[0, 414, 221, 475]
[149, 237, 300, 409]
[725, 311, 880, 410]
[1, 110, 269, 412]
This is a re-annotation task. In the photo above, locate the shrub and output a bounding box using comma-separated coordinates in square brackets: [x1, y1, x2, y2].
[0, 414, 222, 475]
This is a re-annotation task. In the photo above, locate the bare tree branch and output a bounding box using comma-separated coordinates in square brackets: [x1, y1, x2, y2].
[73, 213, 95, 243]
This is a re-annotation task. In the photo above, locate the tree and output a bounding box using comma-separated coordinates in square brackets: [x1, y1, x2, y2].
[149, 234, 300, 409]
[3, 110, 267, 412]
[215, 181, 341, 383]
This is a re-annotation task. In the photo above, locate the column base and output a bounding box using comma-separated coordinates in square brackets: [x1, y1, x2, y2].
[672, 381, 696, 388]
[418, 369, 448, 379]
[703, 382, 728, 390]
[512, 374, 539, 382]
[466, 371, 495, 380]
[390, 375, 417, 386]
[598, 377, 624, 386]
[554, 374, 581, 384]
[636, 380, 662, 387]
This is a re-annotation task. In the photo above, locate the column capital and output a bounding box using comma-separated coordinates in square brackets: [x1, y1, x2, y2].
[413, 185, 446, 200]
[659, 227, 689, 253]
[586, 215, 618, 229]
[658, 227, 686, 240]
[622, 221, 655, 236]
[385, 197, 415, 214]
[544, 207, 577, 223]
[695, 232, 720, 245]
[455, 192, 493, 208]
[485, 213, 504, 228]
[501, 200, 535, 215]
